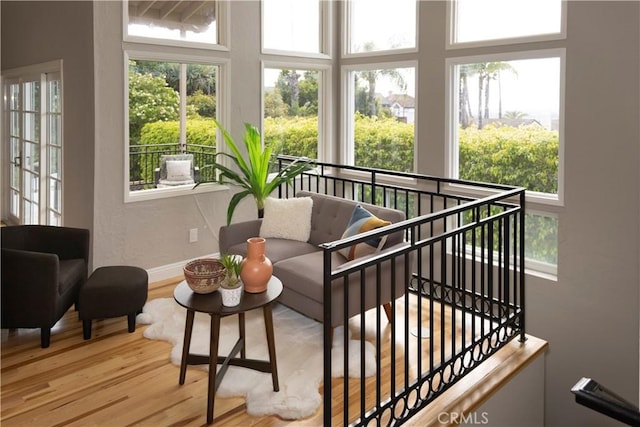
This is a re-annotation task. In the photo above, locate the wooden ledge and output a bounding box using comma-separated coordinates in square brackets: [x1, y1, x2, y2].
[409, 334, 548, 426]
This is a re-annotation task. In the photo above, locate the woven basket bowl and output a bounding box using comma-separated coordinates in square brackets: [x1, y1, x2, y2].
[183, 258, 226, 294]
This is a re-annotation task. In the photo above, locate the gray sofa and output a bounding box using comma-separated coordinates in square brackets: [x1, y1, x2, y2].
[219, 191, 408, 328]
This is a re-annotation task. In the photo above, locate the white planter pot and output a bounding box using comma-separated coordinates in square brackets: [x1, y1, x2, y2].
[220, 283, 243, 307]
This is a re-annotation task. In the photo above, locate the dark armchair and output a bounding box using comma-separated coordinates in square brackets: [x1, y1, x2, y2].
[1, 225, 90, 348]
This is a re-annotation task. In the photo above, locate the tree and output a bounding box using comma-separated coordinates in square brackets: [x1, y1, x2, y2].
[466, 62, 518, 129]
[187, 90, 216, 118]
[355, 42, 407, 117]
[130, 61, 217, 96]
[264, 90, 289, 117]
[275, 70, 300, 115]
[128, 68, 179, 143]
[459, 65, 476, 128]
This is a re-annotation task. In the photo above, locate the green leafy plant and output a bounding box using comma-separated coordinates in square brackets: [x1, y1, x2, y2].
[204, 119, 313, 225]
[220, 254, 243, 288]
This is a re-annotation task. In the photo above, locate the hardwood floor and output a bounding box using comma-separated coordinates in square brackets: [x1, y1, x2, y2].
[1, 277, 547, 426]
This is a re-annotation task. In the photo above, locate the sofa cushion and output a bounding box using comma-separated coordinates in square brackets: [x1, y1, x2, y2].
[227, 238, 319, 265]
[296, 191, 406, 247]
[259, 197, 313, 242]
[274, 245, 410, 326]
[339, 205, 391, 261]
[273, 251, 343, 303]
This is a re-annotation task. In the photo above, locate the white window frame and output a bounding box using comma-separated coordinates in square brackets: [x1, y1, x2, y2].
[124, 50, 230, 203]
[261, 0, 332, 59]
[261, 61, 332, 162]
[444, 48, 566, 207]
[341, 60, 418, 175]
[342, 0, 418, 58]
[122, 1, 230, 51]
[446, 0, 567, 50]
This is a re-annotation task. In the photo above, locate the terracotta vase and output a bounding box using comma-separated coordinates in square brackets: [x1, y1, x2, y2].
[240, 237, 273, 293]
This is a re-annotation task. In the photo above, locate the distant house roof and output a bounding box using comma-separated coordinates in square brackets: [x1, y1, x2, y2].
[379, 93, 416, 109]
[486, 118, 543, 128]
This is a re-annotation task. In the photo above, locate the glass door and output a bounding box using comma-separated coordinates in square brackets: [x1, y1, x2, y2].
[3, 63, 62, 225]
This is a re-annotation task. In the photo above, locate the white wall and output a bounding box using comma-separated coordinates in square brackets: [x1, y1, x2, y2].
[3, 1, 638, 425]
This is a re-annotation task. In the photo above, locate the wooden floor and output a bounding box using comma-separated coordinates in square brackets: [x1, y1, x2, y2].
[1, 277, 547, 426]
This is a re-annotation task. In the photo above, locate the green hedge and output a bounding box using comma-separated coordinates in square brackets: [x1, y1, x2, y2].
[459, 124, 559, 194]
[353, 114, 414, 173]
[137, 118, 217, 184]
[264, 116, 319, 159]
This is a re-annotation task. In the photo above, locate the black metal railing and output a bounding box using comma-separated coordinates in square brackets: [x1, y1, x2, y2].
[276, 156, 526, 426]
[129, 143, 216, 190]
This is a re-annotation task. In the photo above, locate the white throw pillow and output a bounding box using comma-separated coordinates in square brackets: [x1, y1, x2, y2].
[166, 160, 192, 181]
[259, 197, 313, 242]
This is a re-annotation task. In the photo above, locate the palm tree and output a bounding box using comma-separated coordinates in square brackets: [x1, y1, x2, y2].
[356, 42, 407, 117]
[479, 62, 518, 127]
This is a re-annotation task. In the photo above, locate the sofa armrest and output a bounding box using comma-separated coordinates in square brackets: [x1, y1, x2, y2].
[1, 248, 60, 325]
[219, 219, 263, 254]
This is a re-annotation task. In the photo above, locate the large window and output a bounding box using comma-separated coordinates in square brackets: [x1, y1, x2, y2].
[447, 0, 565, 273]
[125, 0, 223, 47]
[448, 52, 563, 198]
[344, 64, 416, 173]
[124, 1, 228, 201]
[346, 0, 417, 55]
[447, 52, 564, 270]
[261, 1, 330, 163]
[263, 66, 325, 160]
[262, 0, 325, 55]
[3, 63, 63, 225]
[450, 0, 565, 47]
[126, 55, 224, 199]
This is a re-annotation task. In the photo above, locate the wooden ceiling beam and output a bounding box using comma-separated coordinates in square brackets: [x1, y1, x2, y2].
[181, 1, 208, 23]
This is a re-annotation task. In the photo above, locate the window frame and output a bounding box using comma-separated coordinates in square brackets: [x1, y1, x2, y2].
[261, 61, 332, 162]
[341, 60, 418, 175]
[261, 0, 332, 59]
[342, 0, 419, 58]
[446, 0, 567, 50]
[122, 0, 230, 51]
[123, 49, 230, 203]
[445, 48, 566, 207]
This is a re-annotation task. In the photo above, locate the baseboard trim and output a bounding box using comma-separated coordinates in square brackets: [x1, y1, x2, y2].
[146, 253, 220, 284]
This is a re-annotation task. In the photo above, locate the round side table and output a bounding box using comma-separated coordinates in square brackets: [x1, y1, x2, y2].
[174, 276, 283, 424]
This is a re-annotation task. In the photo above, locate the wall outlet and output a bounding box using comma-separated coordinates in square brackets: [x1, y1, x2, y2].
[189, 228, 198, 243]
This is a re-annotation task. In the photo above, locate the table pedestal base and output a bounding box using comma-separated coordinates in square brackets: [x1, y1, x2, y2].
[178, 305, 279, 424]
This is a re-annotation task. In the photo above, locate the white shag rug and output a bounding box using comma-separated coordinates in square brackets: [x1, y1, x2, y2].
[137, 298, 375, 420]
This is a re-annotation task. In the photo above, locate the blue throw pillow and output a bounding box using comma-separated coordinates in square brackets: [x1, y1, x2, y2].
[339, 205, 391, 261]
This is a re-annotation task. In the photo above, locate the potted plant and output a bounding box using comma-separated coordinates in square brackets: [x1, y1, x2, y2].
[219, 254, 244, 307]
[202, 119, 313, 225]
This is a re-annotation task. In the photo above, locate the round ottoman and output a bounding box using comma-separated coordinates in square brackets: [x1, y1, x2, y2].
[79, 266, 148, 340]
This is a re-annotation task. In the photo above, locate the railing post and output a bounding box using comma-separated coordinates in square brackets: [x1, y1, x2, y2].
[371, 171, 376, 205]
[519, 190, 527, 342]
[322, 246, 333, 425]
